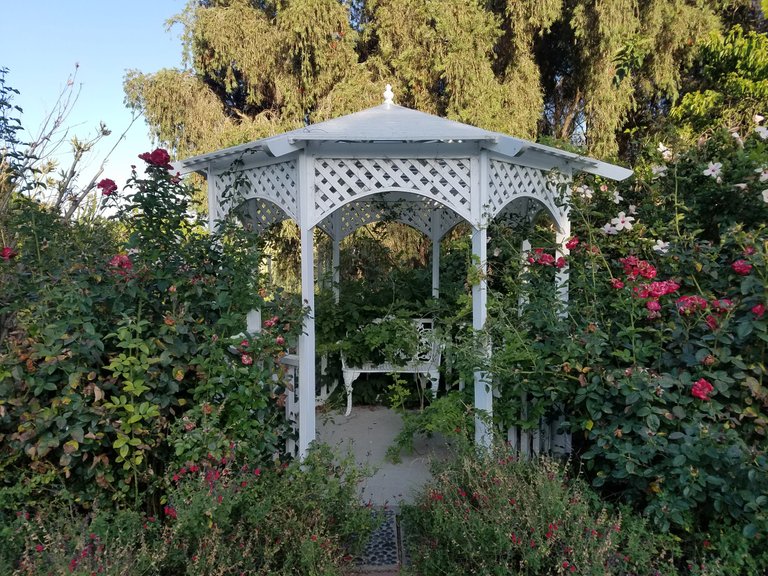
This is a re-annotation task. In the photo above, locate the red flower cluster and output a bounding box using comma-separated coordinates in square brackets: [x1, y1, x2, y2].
[527, 248, 567, 268]
[263, 315, 280, 329]
[634, 280, 680, 299]
[96, 178, 117, 196]
[138, 148, 173, 170]
[163, 505, 177, 519]
[675, 295, 708, 316]
[1, 246, 17, 261]
[108, 253, 133, 276]
[691, 378, 715, 400]
[619, 256, 657, 280]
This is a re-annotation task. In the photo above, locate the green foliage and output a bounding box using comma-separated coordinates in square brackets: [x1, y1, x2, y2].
[403, 448, 679, 576]
[672, 25, 768, 137]
[480, 127, 768, 569]
[1, 447, 376, 576]
[125, 0, 744, 161]
[0, 151, 304, 510]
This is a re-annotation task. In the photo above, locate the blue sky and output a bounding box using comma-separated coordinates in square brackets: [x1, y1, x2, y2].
[2, 1, 187, 187]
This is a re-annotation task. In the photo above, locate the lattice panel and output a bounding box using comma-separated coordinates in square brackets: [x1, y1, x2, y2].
[314, 158, 472, 224]
[488, 160, 561, 220]
[242, 161, 298, 221]
[235, 198, 290, 233]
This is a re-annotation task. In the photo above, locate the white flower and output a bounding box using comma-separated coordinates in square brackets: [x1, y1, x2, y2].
[628, 204, 638, 215]
[601, 222, 618, 235]
[703, 162, 722, 178]
[731, 131, 744, 147]
[755, 166, 768, 182]
[651, 164, 667, 178]
[754, 114, 764, 124]
[612, 190, 624, 204]
[763, 189, 768, 203]
[657, 142, 673, 161]
[574, 185, 593, 199]
[755, 126, 768, 140]
[610, 212, 635, 231]
[652, 239, 670, 254]
[734, 183, 748, 190]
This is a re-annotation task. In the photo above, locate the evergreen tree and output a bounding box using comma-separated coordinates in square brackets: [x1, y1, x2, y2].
[125, 0, 762, 161]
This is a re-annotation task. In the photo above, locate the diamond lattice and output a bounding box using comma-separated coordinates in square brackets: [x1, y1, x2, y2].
[313, 158, 472, 225]
[488, 160, 563, 221]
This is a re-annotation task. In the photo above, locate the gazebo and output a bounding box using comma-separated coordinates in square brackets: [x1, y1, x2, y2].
[177, 86, 632, 458]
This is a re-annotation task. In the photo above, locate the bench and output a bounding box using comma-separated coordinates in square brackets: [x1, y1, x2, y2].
[340, 318, 442, 416]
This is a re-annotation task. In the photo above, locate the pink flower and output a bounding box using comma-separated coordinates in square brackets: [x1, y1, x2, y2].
[163, 505, 177, 519]
[555, 256, 567, 269]
[565, 236, 579, 250]
[35, 544, 44, 553]
[96, 178, 117, 196]
[752, 303, 766, 318]
[1, 246, 17, 261]
[676, 295, 708, 315]
[610, 278, 625, 289]
[691, 378, 715, 400]
[731, 259, 753, 275]
[711, 299, 733, 314]
[744, 246, 756, 256]
[240, 339, 249, 348]
[241, 354, 253, 366]
[108, 253, 133, 276]
[705, 315, 719, 330]
[275, 335, 285, 345]
[538, 253, 555, 266]
[138, 148, 173, 170]
[646, 300, 661, 312]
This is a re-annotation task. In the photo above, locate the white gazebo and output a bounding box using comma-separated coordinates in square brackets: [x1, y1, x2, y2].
[177, 86, 632, 458]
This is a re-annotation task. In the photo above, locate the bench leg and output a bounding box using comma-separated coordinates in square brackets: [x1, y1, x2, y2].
[342, 369, 359, 416]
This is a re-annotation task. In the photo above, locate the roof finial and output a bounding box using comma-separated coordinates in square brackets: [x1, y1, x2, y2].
[383, 84, 394, 106]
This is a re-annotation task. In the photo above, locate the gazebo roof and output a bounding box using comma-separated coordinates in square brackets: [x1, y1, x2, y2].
[177, 102, 632, 182]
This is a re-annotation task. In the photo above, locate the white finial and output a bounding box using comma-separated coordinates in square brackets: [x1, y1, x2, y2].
[383, 84, 394, 106]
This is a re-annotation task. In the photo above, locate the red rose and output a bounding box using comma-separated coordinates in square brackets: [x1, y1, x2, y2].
[610, 278, 625, 289]
[731, 259, 753, 275]
[275, 335, 285, 345]
[752, 303, 766, 318]
[565, 236, 579, 250]
[555, 256, 567, 269]
[691, 378, 715, 400]
[138, 148, 173, 170]
[96, 178, 117, 196]
[1, 246, 17, 261]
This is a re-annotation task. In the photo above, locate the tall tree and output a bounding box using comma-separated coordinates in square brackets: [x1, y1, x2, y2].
[125, 0, 760, 161]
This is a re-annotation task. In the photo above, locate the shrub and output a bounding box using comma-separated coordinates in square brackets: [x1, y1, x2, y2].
[1, 446, 376, 576]
[403, 447, 678, 576]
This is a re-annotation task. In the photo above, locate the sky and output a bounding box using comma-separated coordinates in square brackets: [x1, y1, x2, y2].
[2, 1, 188, 188]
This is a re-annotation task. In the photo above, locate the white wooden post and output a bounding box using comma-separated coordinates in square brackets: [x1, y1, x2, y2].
[431, 208, 440, 298]
[332, 235, 340, 304]
[298, 151, 316, 458]
[472, 152, 492, 448]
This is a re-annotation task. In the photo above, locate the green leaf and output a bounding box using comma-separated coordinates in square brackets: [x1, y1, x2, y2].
[672, 454, 686, 467]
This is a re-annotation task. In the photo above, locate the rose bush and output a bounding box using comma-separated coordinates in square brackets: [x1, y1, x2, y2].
[484, 125, 768, 571]
[0, 149, 305, 511]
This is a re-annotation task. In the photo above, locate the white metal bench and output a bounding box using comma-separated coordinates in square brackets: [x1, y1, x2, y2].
[340, 318, 442, 416]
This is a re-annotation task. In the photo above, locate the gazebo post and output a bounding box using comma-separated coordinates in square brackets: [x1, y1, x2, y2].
[298, 153, 317, 458]
[472, 152, 492, 448]
[431, 209, 440, 298]
[332, 236, 340, 304]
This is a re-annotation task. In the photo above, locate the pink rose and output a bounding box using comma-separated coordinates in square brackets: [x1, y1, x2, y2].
[731, 259, 753, 276]
[241, 354, 253, 366]
[610, 278, 625, 289]
[275, 335, 285, 346]
[646, 300, 661, 312]
[752, 303, 766, 318]
[555, 256, 567, 269]
[691, 378, 714, 401]
[108, 253, 133, 276]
